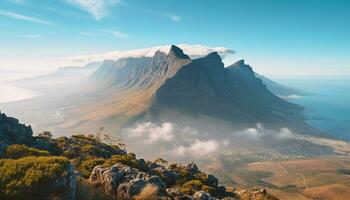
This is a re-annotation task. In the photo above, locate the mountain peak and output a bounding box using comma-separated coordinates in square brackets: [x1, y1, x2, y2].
[205, 52, 221, 60]
[230, 59, 246, 67]
[168, 45, 190, 59]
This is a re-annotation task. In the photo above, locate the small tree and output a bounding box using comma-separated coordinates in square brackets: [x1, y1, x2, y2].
[38, 131, 52, 139]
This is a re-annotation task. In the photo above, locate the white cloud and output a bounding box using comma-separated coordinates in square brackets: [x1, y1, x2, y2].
[0, 10, 55, 25]
[65, 0, 120, 20]
[125, 122, 174, 143]
[105, 30, 131, 38]
[173, 139, 219, 157]
[63, 44, 235, 66]
[235, 123, 295, 140]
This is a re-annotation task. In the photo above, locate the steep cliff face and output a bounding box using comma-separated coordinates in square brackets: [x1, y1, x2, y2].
[64, 46, 192, 131]
[90, 45, 191, 90]
[150, 51, 314, 133]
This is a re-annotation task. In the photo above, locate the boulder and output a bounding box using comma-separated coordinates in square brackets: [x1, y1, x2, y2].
[89, 163, 166, 199]
[193, 191, 216, 200]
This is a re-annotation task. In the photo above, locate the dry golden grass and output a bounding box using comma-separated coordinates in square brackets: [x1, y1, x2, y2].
[76, 177, 112, 200]
[303, 184, 350, 200]
[245, 157, 350, 200]
[134, 184, 159, 200]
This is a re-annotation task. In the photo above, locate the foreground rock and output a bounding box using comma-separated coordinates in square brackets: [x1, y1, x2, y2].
[0, 111, 34, 156]
[89, 162, 275, 200]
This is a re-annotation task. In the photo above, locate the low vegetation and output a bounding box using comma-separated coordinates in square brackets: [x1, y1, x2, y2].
[4, 144, 50, 159]
[0, 133, 277, 199]
[0, 156, 69, 199]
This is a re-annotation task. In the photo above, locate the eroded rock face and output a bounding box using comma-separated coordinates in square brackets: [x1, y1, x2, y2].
[0, 112, 33, 142]
[90, 163, 166, 199]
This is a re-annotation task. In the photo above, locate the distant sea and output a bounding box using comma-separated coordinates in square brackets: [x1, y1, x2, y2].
[276, 78, 350, 141]
[0, 84, 41, 104]
[0, 70, 46, 104]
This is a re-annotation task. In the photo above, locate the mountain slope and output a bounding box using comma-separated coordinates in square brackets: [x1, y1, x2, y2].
[149, 50, 318, 134]
[56, 46, 192, 131]
[255, 73, 305, 97]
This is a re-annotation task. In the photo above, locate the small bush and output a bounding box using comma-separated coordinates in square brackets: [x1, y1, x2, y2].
[78, 157, 106, 178]
[81, 144, 103, 157]
[0, 156, 69, 199]
[181, 180, 203, 195]
[181, 180, 215, 195]
[5, 144, 50, 159]
[103, 153, 146, 171]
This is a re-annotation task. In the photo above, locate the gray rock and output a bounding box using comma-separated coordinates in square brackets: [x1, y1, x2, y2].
[89, 163, 166, 199]
[193, 191, 216, 200]
[0, 112, 34, 152]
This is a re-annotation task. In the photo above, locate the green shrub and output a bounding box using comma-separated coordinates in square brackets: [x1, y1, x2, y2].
[180, 180, 215, 195]
[103, 153, 146, 171]
[180, 180, 203, 195]
[81, 144, 104, 157]
[5, 144, 50, 159]
[78, 157, 106, 178]
[0, 156, 70, 199]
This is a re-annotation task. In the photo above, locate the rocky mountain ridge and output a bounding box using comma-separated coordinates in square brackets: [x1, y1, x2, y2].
[0, 113, 278, 200]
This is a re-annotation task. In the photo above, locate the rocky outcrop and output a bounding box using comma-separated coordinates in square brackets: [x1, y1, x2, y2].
[90, 163, 167, 199]
[237, 188, 278, 200]
[0, 111, 34, 156]
[49, 163, 77, 200]
[87, 161, 270, 200]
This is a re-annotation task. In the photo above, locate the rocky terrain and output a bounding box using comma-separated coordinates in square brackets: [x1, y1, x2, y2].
[0, 113, 278, 200]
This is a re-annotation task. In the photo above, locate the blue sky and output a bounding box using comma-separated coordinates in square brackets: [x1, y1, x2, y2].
[0, 0, 349, 77]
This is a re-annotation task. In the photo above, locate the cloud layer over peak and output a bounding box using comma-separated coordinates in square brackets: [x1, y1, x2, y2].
[64, 44, 235, 66]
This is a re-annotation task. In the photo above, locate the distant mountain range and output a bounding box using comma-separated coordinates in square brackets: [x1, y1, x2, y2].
[6, 45, 321, 136]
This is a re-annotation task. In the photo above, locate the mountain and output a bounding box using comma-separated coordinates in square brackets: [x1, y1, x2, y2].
[70, 45, 320, 135]
[255, 74, 305, 98]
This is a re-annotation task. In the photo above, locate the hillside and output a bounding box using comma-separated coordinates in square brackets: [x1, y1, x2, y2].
[0, 113, 277, 200]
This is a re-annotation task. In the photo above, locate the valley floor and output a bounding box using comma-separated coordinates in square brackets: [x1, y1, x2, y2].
[204, 135, 350, 200]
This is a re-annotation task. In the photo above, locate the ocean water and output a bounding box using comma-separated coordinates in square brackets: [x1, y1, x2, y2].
[276, 79, 350, 141]
[0, 84, 41, 104]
